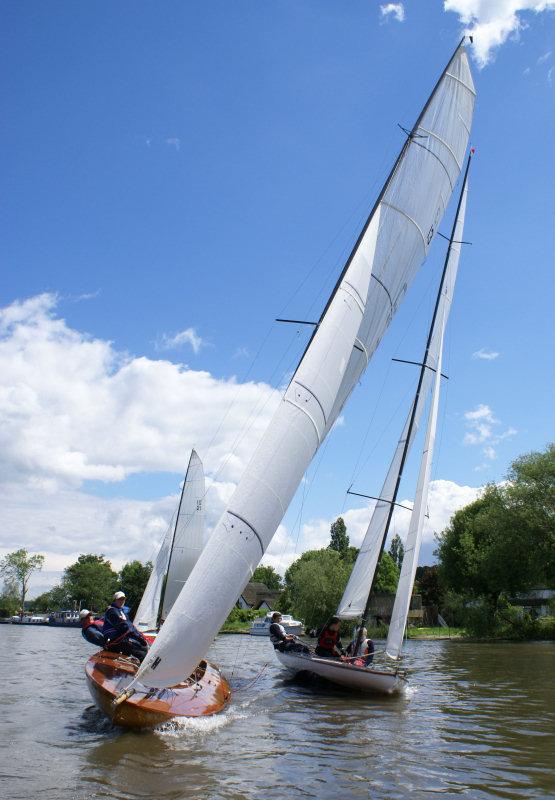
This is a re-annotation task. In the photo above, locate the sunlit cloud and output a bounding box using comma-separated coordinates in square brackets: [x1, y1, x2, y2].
[157, 327, 206, 354]
[164, 137, 181, 150]
[463, 403, 517, 467]
[472, 348, 499, 360]
[0, 293, 287, 595]
[445, 0, 555, 67]
[380, 3, 405, 22]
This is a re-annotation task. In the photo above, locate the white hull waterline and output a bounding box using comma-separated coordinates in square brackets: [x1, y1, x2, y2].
[275, 650, 407, 694]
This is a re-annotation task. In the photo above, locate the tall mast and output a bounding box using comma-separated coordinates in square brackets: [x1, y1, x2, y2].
[354, 151, 472, 650]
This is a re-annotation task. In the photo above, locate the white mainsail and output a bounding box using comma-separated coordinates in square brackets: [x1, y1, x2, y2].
[336, 174, 468, 620]
[134, 450, 205, 629]
[161, 450, 205, 620]
[385, 178, 468, 660]
[135, 43, 475, 690]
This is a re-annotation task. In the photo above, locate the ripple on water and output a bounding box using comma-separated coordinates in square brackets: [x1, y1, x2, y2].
[1, 630, 555, 800]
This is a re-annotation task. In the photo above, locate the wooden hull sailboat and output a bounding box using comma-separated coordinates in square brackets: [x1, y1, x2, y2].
[275, 650, 407, 694]
[85, 650, 231, 728]
[84, 450, 232, 728]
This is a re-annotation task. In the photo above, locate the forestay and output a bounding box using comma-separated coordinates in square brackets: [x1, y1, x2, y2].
[385, 178, 468, 660]
[134, 43, 475, 690]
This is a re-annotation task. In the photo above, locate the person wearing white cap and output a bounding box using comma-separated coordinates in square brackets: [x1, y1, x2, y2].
[79, 609, 106, 647]
[103, 590, 149, 662]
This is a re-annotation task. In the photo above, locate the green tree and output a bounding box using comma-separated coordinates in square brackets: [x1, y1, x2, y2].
[0, 577, 21, 617]
[0, 549, 45, 617]
[119, 560, 152, 617]
[251, 565, 283, 590]
[373, 551, 400, 595]
[63, 554, 118, 612]
[329, 517, 349, 553]
[415, 565, 444, 607]
[435, 443, 555, 632]
[283, 548, 357, 629]
[388, 533, 404, 569]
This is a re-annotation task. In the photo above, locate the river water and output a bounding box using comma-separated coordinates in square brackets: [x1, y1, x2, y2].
[0, 626, 553, 800]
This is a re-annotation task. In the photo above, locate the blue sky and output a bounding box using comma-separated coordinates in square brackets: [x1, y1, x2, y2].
[1, 1, 554, 596]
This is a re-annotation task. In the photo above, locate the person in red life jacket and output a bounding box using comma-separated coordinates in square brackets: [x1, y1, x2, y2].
[103, 591, 149, 662]
[79, 609, 106, 647]
[315, 617, 344, 658]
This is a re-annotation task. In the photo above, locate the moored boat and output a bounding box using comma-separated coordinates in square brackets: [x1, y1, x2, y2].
[48, 609, 81, 627]
[249, 612, 303, 636]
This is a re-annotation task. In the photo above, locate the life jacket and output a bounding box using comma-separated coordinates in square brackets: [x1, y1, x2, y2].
[103, 604, 134, 644]
[317, 627, 340, 654]
[82, 617, 103, 630]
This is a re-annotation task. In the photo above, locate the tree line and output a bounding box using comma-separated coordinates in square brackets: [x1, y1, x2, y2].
[0, 552, 152, 618]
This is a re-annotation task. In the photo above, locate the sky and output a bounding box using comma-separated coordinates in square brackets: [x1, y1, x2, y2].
[1, 1, 554, 598]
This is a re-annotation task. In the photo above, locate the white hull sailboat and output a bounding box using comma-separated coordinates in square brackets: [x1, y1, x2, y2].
[276, 151, 471, 693]
[119, 39, 475, 710]
[275, 649, 407, 694]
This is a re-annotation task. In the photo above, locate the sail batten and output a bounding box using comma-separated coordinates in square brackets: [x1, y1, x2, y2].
[134, 44, 475, 690]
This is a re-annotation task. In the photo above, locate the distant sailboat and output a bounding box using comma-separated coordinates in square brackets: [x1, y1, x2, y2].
[128, 39, 475, 700]
[134, 449, 205, 633]
[85, 451, 231, 727]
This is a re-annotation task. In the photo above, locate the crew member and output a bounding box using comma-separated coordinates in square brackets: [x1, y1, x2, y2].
[348, 626, 374, 665]
[79, 609, 106, 647]
[103, 591, 149, 662]
[269, 612, 309, 653]
[315, 617, 344, 658]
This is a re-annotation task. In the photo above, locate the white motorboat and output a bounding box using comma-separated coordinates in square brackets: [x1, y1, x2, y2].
[249, 612, 303, 636]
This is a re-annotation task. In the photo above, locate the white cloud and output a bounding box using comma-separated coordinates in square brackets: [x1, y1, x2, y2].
[472, 347, 500, 360]
[445, 1, 555, 67]
[157, 327, 206, 354]
[260, 479, 482, 578]
[0, 292, 280, 492]
[380, 3, 405, 22]
[463, 403, 499, 444]
[463, 403, 517, 464]
[164, 137, 181, 150]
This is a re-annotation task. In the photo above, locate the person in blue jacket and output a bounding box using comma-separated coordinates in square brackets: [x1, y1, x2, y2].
[103, 591, 149, 662]
[79, 609, 106, 647]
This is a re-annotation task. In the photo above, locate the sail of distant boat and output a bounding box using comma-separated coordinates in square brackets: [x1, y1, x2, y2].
[134, 449, 205, 630]
[133, 40, 476, 691]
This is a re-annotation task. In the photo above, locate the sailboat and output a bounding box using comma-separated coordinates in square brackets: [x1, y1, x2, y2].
[85, 451, 231, 727]
[275, 153, 471, 693]
[97, 39, 475, 718]
[134, 449, 206, 634]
